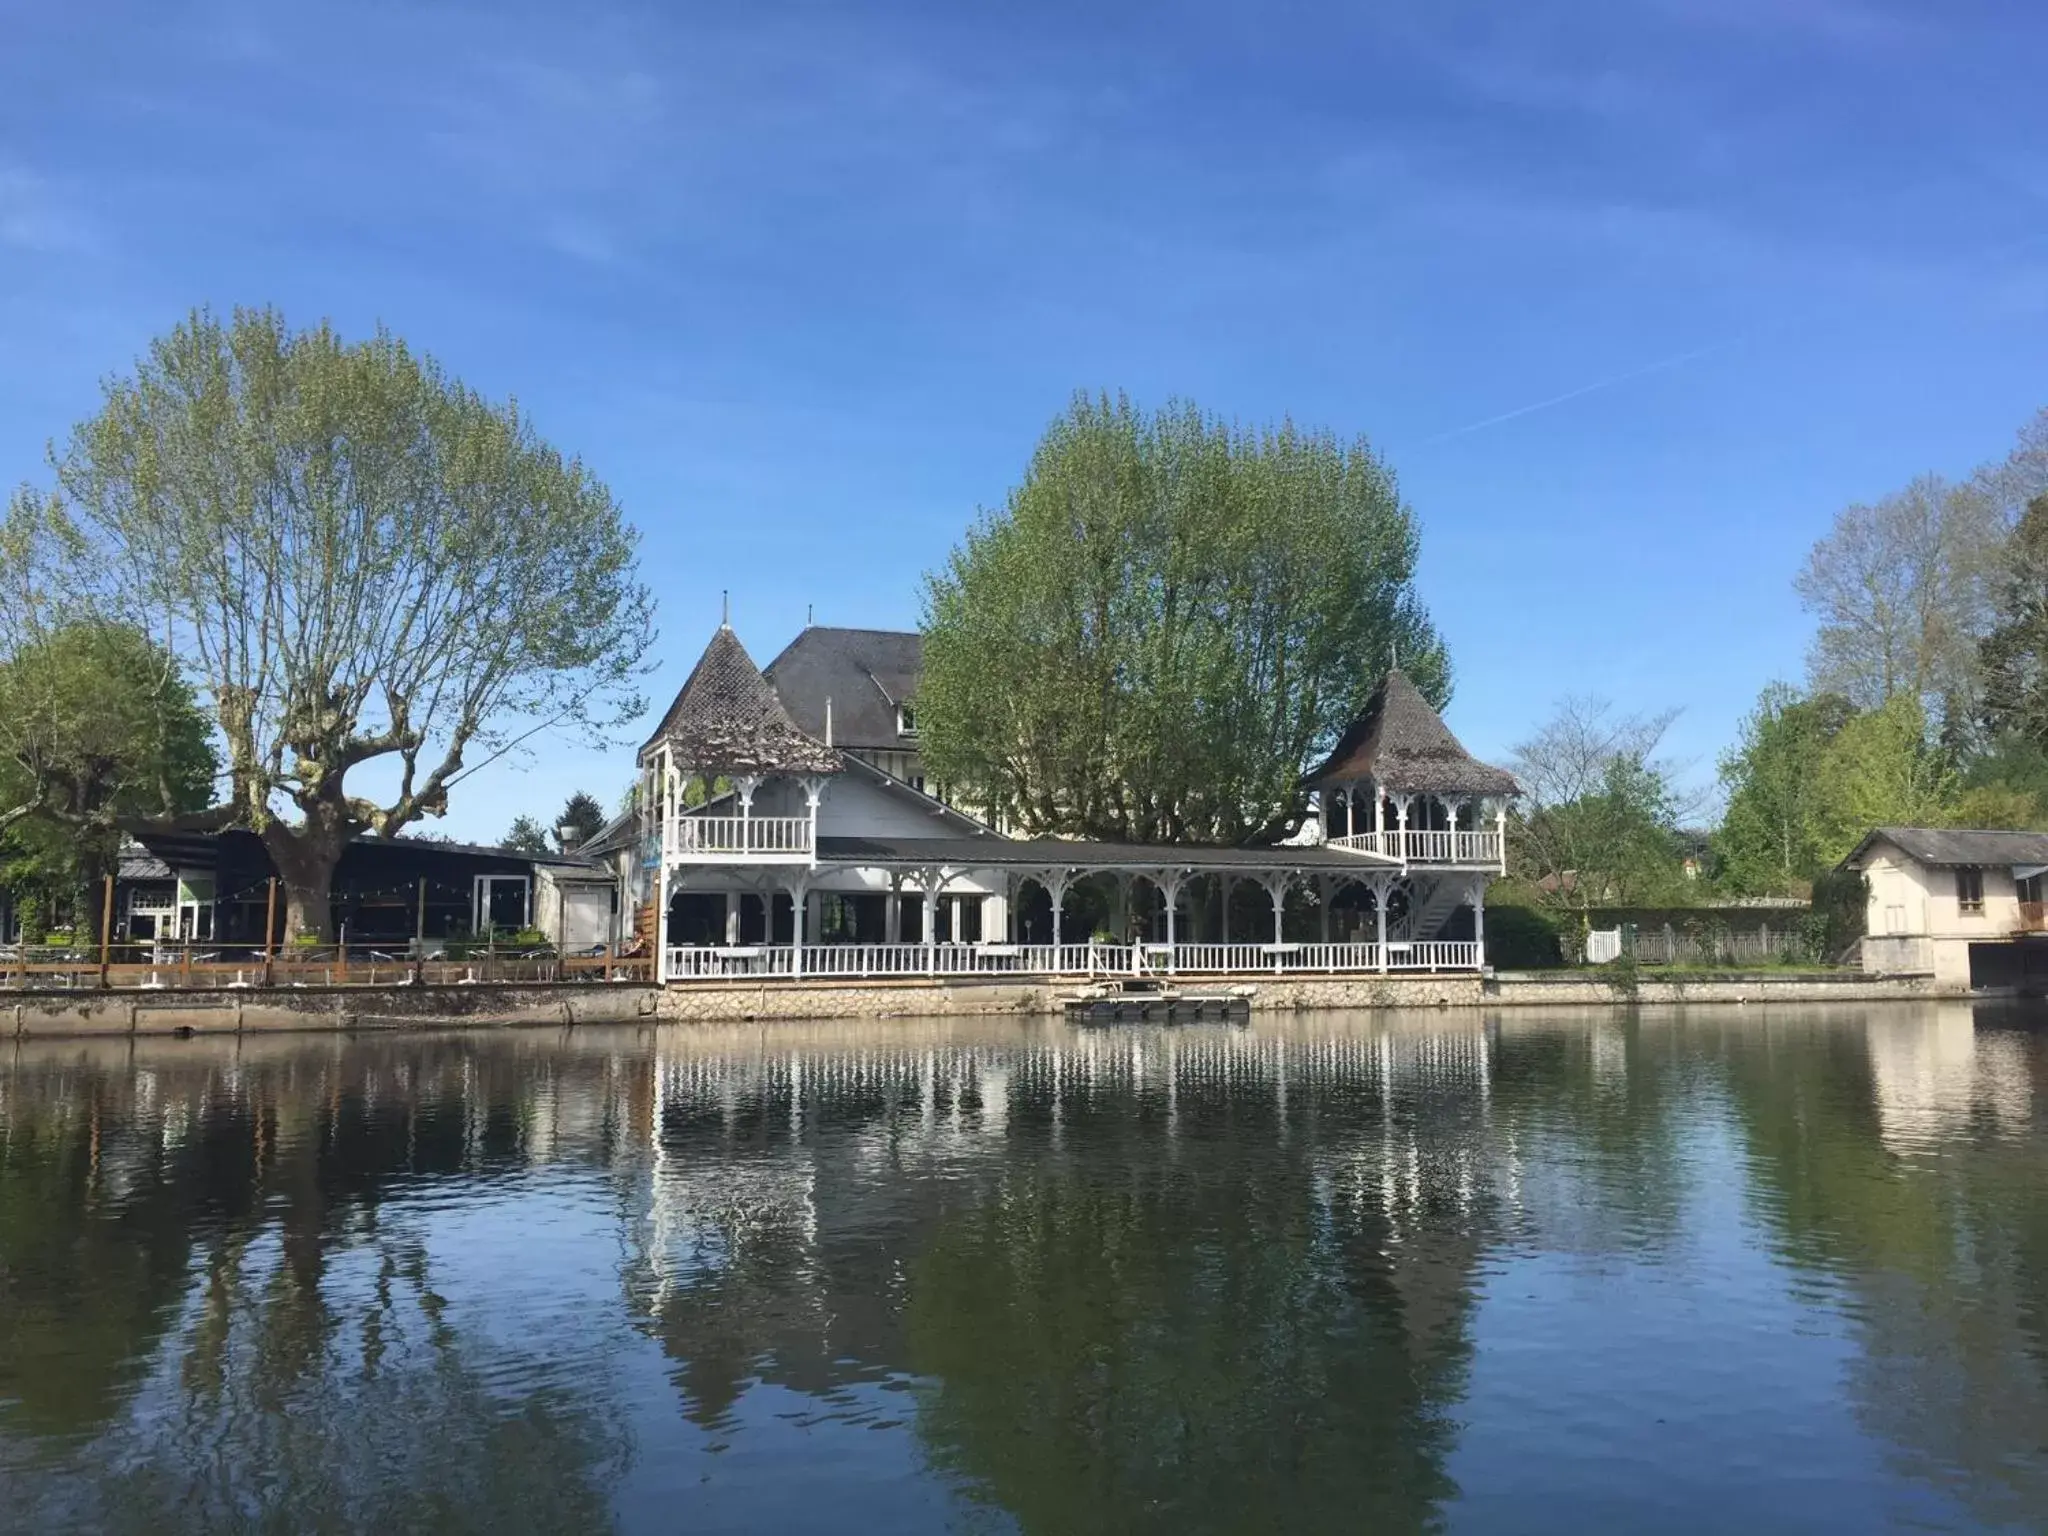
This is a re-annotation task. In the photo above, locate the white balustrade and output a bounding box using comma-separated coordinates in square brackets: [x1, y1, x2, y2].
[1329, 829, 1502, 867]
[660, 939, 1483, 982]
[669, 815, 813, 859]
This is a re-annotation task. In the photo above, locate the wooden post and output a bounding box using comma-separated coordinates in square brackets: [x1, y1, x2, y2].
[414, 877, 427, 984]
[180, 939, 192, 988]
[98, 874, 114, 988]
[262, 878, 277, 987]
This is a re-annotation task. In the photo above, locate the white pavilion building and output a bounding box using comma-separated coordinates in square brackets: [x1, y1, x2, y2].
[637, 623, 1516, 983]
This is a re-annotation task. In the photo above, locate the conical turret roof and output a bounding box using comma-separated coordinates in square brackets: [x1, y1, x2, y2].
[1305, 670, 1518, 797]
[640, 626, 843, 776]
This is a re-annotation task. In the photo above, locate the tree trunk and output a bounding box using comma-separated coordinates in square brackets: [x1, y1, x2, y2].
[261, 823, 346, 942]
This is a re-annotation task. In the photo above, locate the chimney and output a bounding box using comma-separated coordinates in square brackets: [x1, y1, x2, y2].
[556, 824, 582, 853]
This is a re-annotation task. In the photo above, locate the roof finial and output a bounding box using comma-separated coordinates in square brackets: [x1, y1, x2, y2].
[721, 590, 730, 628]
[807, 603, 814, 627]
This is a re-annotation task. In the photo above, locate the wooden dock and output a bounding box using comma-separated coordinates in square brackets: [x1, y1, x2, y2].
[1062, 978, 1252, 1025]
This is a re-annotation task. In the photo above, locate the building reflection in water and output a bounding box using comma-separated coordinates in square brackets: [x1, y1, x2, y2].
[0, 1006, 2043, 1533]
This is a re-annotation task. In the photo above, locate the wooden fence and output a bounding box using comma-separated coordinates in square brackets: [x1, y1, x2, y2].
[0, 941, 653, 990]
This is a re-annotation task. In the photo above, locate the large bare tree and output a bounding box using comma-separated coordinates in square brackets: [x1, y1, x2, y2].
[1794, 474, 2001, 723]
[52, 309, 654, 938]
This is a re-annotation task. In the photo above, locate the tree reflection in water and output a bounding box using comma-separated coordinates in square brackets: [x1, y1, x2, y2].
[0, 1040, 628, 1534]
[0, 1010, 2043, 1534]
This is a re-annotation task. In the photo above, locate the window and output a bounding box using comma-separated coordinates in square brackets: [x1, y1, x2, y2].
[1956, 866, 1984, 914]
[2021, 874, 2046, 905]
[897, 704, 918, 737]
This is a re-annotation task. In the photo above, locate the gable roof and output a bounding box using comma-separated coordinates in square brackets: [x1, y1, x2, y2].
[763, 627, 922, 749]
[1844, 826, 2048, 870]
[1304, 670, 1519, 798]
[639, 626, 843, 776]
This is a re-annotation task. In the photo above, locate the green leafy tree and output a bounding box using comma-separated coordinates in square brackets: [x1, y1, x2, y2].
[1714, 684, 1855, 894]
[50, 308, 654, 939]
[917, 393, 1445, 843]
[501, 815, 552, 857]
[1509, 697, 1691, 912]
[1978, 494, 2048, 747]
[1807, 693, 1958, 864]
[0, 493, 217, 932]
[557, 789, 606, 847]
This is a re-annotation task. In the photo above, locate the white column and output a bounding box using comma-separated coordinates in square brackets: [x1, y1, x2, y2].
[801, 777, 825, 857]
[788, 877, 808, 979]
[1374, 874, 1389, 973]
[1496, 802, 1508, 874]
[723, 891, 738, 945]
[735, 774, 759, 852]
[1159, 870, 1185, 975]
[1048, 871, 1071, 961]
[1393, 793, 1412, 864]
[922, 868, 940, 975]
[1264, 873, 1290, 973]
[655, 860, 670, 982]
[1472, 877, 1487, 969]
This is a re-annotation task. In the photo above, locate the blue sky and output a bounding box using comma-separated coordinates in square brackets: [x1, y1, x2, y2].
[4, 0, 2046, 841]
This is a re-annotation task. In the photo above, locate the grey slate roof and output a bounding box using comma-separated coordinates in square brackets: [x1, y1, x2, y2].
[119, 847, 173, 881]
[815, 834, 1400, 872]
[1846, 826, 2048, 869]
[1304, 670, 1519, 798]
[640, 626, 843, 776]
[763, 627, 922, 749]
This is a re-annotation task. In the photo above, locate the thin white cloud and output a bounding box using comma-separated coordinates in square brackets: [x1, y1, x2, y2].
[0, 165, 93, 254]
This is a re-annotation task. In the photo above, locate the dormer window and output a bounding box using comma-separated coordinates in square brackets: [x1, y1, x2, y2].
[898, 704, 918, 737]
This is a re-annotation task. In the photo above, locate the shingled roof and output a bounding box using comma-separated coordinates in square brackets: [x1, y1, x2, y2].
[640, 626, 843, 776]
[1304, 670, 1519, 798]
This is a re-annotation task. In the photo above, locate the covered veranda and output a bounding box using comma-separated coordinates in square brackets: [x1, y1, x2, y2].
[660, 835, 1491, 981]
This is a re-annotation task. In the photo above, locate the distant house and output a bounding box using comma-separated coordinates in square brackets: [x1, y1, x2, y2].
[1843, 827, 2048, 989]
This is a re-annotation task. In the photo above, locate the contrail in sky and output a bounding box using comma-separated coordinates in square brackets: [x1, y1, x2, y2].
[1402, 334, 1749, 451]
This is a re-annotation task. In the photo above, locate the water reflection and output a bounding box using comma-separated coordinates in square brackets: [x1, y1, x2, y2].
[1, 1007, 2043, 1533]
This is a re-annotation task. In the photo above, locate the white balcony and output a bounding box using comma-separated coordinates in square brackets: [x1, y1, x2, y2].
[1329, 828, 1503, 868]
[667, 814, 814, 863]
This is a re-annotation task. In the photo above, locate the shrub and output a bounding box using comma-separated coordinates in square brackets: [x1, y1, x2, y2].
[1486, 903, 1563, 968]
[1808, 867, 1869, 961]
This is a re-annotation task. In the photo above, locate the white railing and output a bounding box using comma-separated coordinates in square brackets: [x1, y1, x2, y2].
[1329, 829, 1503, 867]
[665, 945, 797, 978]
[668, 815, 813, 859]
[1384, 941, 1481, 971]
[661, 941, 1484, 981]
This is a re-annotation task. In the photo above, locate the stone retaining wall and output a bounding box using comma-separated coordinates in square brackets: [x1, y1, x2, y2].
[650, 969, 1945, 1022]
[5, 983, 658, 1038]
[3, 969, 1951, 1038]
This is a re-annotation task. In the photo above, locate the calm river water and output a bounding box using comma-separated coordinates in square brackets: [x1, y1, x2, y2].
[1, 1005, 2044, 1534]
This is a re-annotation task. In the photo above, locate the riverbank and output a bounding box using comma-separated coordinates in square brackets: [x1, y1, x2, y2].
[1, 968, 1948, 1037]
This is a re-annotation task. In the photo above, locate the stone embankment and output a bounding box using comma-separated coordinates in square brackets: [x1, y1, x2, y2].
[5, 982, 659, 1039]
[3, 970, 1946, 1038]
